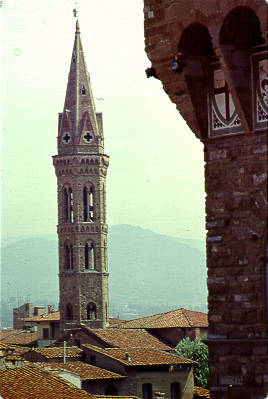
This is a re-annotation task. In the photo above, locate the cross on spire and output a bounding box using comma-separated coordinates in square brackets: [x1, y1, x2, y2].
[73, 0, 79, 20]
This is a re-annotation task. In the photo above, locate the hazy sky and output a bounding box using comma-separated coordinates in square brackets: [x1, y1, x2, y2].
[2, 0, 206, 243]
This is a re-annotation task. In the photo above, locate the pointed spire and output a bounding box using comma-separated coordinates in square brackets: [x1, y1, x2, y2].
[58, 22, 103, 155]
[76, 19, 80, 34]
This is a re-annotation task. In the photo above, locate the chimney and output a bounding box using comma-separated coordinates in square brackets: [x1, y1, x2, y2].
[48, 305, 55, 314]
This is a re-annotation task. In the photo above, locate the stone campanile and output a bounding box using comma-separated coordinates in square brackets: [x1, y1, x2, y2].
[144, 1, 267, 398]
[53, 21, 109, 332]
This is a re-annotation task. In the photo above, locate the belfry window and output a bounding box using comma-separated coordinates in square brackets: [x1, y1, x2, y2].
[85, 240, 95, 270]
[81, 85, 86, 95]
[65, 242, 73, 270]
[87, 302, 97, 320]
[66, 303, 73, 320]
[63, 187, 73, 223]
[83, 186, 94, 222]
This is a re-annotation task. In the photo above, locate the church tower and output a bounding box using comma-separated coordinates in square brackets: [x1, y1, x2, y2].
[53, 21, 109, 332]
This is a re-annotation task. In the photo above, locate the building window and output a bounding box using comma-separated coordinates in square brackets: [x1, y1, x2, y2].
[66, 303, 73, 320]
[171, 383, 181, 399]
[142, 384, 152, 399]
[83, 186, 94, 222]
[64, 242, 73, 270]
[43, 328, 49, 340]
[63, 187, 73, 223]
[105, 386, 118, 396]
[81, 85, 86, 95]
[87, 302, 97, 320]
[85, 240, 95, 270]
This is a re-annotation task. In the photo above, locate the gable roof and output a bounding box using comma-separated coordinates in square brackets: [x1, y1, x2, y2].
[54, 325, 171, 351]
[32, 361, 125, 381]
[0, 365, 94, 399]
[108, 317, 127, 327]
[0, 329, 38, 345]
[26, 346, 83, 359]
[23, 311, 60, 322]
[82, 345, 195, 367]
[86, 327, 172, 350]
[120, 308, 208, 329]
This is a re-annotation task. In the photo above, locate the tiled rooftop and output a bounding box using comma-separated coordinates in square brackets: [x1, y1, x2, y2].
[0, 365, 94, 398]
[193, 386, 210, 398]
[83, 345, 195, 366]
[108, 317, 127, 327]
[87, 327, 172, 350]
[33, 361, 125, 381]
[23, 311, 60, 322]
[95, 396, 140, 399]
[120, 308, 208, 329]
[0, 329, 38, 345]
[28, 346, 83, 359]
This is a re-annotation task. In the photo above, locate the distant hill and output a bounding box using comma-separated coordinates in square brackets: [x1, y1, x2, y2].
[1, 224, 207, 326]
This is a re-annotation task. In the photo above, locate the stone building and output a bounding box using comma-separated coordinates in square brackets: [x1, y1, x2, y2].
[143, 0, 267, 398]
[53, 20, 109, 332]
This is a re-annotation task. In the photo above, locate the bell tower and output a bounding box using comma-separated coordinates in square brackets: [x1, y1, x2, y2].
[53, 21, 109, 332]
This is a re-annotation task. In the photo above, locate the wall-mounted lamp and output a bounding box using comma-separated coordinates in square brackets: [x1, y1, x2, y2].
[145, 67, 158, 79]
[171, 54, 185, 73]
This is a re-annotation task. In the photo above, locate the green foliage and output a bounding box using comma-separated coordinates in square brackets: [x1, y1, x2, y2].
[174, 337, 209, 388]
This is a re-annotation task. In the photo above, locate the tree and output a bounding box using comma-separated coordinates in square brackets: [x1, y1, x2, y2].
[174, 337, 209, 388]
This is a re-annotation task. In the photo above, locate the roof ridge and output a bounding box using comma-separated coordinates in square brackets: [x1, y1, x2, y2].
[181, 308, 193, 327]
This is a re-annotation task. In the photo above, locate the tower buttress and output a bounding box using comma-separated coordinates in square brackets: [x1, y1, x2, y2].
[53, 21, 109, 332]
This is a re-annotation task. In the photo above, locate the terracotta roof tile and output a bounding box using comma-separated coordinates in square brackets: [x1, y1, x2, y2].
[0, 329, 38, 345]
[95, 396, 140, 399]
[108, 318, 127, 327]
[194, 386, 210, 398]
[33, 361, 125, 381]
[23, 311, 60, 322]
[120, 308, 208, 329]
[28, 346, 83, 359]
[0, 365, 94, 398]
[87, 328, 172, 350]
[83, 345, 195, 366]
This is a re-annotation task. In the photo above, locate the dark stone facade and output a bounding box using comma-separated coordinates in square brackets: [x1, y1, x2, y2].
[143, 0, 268, 397]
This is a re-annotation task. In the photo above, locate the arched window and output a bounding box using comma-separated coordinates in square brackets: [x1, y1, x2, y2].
[87, 302, 97, 320]
[64, 242, 73, 270]
[80, 85, 86, 95]
[171, 383, 181, 399]
[85, 240, 95, 270]
[142, 384, 152, 399]
[66, 303, 73, 320]
[105, 386, 118, 396]
[63, 187, 73, 223]
[83, 186, 94, 222]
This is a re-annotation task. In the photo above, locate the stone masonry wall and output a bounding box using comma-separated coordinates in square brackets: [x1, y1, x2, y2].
[205, 132, 268, 398]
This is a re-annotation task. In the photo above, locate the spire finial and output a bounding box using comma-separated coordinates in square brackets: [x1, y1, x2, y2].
[73, 0, 79, 29]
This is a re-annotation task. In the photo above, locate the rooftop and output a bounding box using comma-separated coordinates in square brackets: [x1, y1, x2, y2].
[193, 386, 210, 398]
[85, 327, 172, 350]
[0, 365, 94, 399]
[23, 311, 60, 322]
[32, 361, 125, 381]
[0, 329, 38, 345]
[120, 308, 208, 329]
[82, 345, 195, 367]
[27, 346, 83, 359]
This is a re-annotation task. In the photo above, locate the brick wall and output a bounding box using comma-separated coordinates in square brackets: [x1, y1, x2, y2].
[144, 0, 268, 397]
